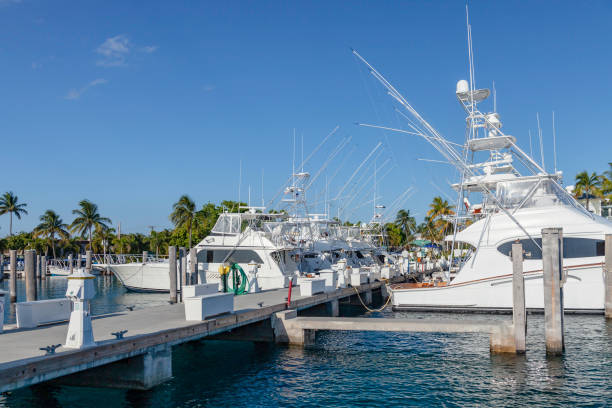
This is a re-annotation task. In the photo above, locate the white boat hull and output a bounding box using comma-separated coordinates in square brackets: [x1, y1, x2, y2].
[110, 263, 174, 292]
[391, 260, 605, 312]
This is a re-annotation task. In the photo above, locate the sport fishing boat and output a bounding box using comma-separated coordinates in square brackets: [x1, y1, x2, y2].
[354, 17, 612, 312]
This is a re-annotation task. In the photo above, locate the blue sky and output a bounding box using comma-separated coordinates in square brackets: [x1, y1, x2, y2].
[1, 0, 611, 235]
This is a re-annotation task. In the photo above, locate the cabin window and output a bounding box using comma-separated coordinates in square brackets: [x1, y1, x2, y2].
[355, 251, 365, 259]
[497, 237, 605, 259]
[199, 249, 263, 264]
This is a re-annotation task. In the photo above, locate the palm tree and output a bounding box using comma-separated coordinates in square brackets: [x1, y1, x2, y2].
[574, 171, 602, 211]
[70, 199, 112, 250]
[395, 209, 416, 246]
[170, 195, 199, 248]
[33, 210, 69, 259]
[0, 192, 28, 236]
[426, 196, 455, 250]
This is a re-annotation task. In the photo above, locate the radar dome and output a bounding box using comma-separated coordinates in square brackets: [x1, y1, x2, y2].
[456, 80, 469, 94]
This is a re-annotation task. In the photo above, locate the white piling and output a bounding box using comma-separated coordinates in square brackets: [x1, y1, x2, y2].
[512, 242, 526, 354]
[542, 227, 564, 355]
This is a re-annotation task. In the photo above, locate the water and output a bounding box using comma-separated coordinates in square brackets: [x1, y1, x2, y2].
[1, 278, 612, 407]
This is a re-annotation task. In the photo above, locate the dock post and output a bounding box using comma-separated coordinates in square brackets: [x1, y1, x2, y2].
[169, 246, 177, 304]
[364, 289, 373, 305]
[542, 227, 564, 355]
[25, 250, 36, 301]
[41, 255, 46, 280]
[0, 254, 3, 278]
[68, 254, 74, 275]
[9, 250, 17, 302]
[36, 254, 41, 279]
[179, 247, 186, 301]
[605, 234, 612, 319]
[85, 250, 92, 272]
[326, 299, 339, 317]
[512, 242, 526, 353]
[142, 250, 148, 264]
[189, 248, 197, 285]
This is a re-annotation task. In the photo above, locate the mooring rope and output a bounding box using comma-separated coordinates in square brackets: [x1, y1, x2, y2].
[352, 285, 392, 313]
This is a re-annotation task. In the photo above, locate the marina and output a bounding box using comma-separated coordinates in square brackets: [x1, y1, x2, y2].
[1, 1, 612, 406]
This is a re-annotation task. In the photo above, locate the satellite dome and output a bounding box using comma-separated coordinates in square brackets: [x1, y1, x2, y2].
[456, 80, 469, 94]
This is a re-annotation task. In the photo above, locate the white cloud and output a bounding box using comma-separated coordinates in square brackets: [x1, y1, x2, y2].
[140, 45, 158, 54]
[65, 78, 108, 100]
[96, 35, 130, 67]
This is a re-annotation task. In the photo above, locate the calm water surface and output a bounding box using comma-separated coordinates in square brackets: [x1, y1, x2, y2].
[1, 276, 612, 407]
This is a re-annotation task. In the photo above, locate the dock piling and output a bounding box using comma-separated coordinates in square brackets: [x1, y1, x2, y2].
[0, 254, 3, 279]
[179, 247, 186, 301]
[25, 250, 36, 301]
[41, 255, 46, 280]
[605, 234, 612, 319]
[36, 254, 41, 279]
[169, 246, 177, 303]
[542, 227, 565, 355]
[189, 248, 197, 285]
[326, 299, 339, 317]
[142, 250, 148, 263]
[9, 250, 17, 302]
[85, 250, 92, 272]
[512, 242, 526, 353]
[68, 254, 74, 275]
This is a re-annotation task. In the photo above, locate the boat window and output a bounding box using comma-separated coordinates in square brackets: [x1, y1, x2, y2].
[497, 237, 605, 259]
[270, 251, 282, 265]
[200, 249, 263, 264]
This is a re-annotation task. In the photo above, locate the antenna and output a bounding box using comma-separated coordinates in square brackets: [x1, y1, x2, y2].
[492, 80, 497, 112]
[261, 169, 265, 207]
[536, 113, 545, 171]
[248, 185, 251, 207]
[301, 132, 304, 173]
[552, 110, 557, 173]
[528, 129, 533, 158]
[238, 159, 242, 205]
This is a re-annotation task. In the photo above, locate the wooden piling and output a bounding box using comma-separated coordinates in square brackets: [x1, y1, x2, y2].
[68, 254, 74, 275]
[179, 247, 186, 301]
[85, 250, 92, 272]
[142, 251, 148, 263]
[40, 255, 46, 280]
[36, 255, 42, 279]
[189, 248, 197, 285]
[0, 254, 4, 279]
[542, 227, 564, 355]
[512, 242, 526, 353]
[605, 234, 612, 319]
[168, 246, 177, 304]
[24, 250, 36, 302]
[9, 250, 17, 302]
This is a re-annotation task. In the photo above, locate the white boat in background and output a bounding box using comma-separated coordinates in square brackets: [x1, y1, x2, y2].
[109, 260, 171, 292]
[355, 16, 612, 312]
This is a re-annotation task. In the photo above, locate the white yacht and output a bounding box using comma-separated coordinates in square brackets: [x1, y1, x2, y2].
[354, 20, 612, 312]
[195, 211, 300, 291]
[111, 209, 300, 292]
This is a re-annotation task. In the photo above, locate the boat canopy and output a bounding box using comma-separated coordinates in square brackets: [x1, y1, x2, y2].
[496, 177, 575, 210]
[211, 214, 241, 235]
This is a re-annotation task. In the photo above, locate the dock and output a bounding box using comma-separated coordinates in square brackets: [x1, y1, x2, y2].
[0, 280, 398, 392]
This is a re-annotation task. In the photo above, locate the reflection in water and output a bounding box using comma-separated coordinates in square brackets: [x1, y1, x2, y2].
[1, 280, 612, 407]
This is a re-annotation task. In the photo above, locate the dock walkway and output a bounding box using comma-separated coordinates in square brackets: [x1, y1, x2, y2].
[0, 280, 391, 392]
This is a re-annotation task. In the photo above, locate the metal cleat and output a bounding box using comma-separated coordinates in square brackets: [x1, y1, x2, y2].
[111, 330, 128, 339]
[257, 302, 264, 308]
[125, 305, 135, 311]
[40, 344, 61, 355]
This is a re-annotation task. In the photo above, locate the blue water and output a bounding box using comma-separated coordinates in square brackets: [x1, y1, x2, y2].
[1, 277, 612, 407]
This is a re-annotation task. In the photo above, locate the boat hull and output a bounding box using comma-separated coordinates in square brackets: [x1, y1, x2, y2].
[390, 261, 605, 312]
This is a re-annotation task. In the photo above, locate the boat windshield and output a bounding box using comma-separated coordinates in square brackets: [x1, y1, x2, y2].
[211, 214, 241, 235]
[496, 178, 575, 210]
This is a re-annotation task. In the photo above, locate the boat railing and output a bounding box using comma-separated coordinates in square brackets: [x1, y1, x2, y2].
[92, 253, 169, 265]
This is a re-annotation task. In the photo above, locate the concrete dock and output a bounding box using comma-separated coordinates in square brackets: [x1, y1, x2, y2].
[0, 280, 394, 392]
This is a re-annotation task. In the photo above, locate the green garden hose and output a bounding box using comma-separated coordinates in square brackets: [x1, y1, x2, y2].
[227, 263, 248, 295]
